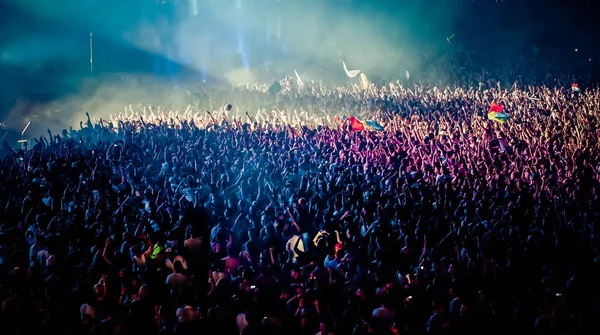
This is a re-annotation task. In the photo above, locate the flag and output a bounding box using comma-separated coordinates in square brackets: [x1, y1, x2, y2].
[488, 102, 509, 123]
[347, 116, 365, 131]
[339, 115, 383, 131]
[294, 70, 304, 87]
[268, 81, 282, 95]
[489, 102, 504, 113]
[364, 119, 384, 131]
[342, 61, 361, 78]
[488, 112, 510, 124]
[360, 73, 369, 90]
[572, 83, 580, 92]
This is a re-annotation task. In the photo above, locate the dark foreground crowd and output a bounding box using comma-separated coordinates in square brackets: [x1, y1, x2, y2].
[1, 75, 600, 335]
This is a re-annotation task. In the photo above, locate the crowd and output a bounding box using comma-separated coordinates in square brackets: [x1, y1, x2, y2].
[1, 61, 600, 335]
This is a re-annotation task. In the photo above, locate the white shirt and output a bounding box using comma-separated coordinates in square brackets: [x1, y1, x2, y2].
[286, 235, 305, 262]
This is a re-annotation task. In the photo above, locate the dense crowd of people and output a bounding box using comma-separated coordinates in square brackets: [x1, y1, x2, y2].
[1, 49, 600, 335]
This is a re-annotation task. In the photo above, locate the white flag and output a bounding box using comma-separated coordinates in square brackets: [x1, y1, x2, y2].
[405, 70, 410, 80]
[294, 69, 304, 87]
[22, 121, 31, 136]
[342, 61, 361, 78]
[360, 73, 369, 91]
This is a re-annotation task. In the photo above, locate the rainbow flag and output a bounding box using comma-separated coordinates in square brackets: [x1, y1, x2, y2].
[347, 116, 366, 131]
[488, 112, 510, 124]
[364, 119, 384, 131]
[339, 115, 384, 131]
[489, 102, 504, 113]
[488, 102, 510, 124]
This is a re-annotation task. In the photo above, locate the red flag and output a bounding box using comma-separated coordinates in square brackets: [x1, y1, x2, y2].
[347, 116, 365, 131]
[489, 102, 504, 113]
